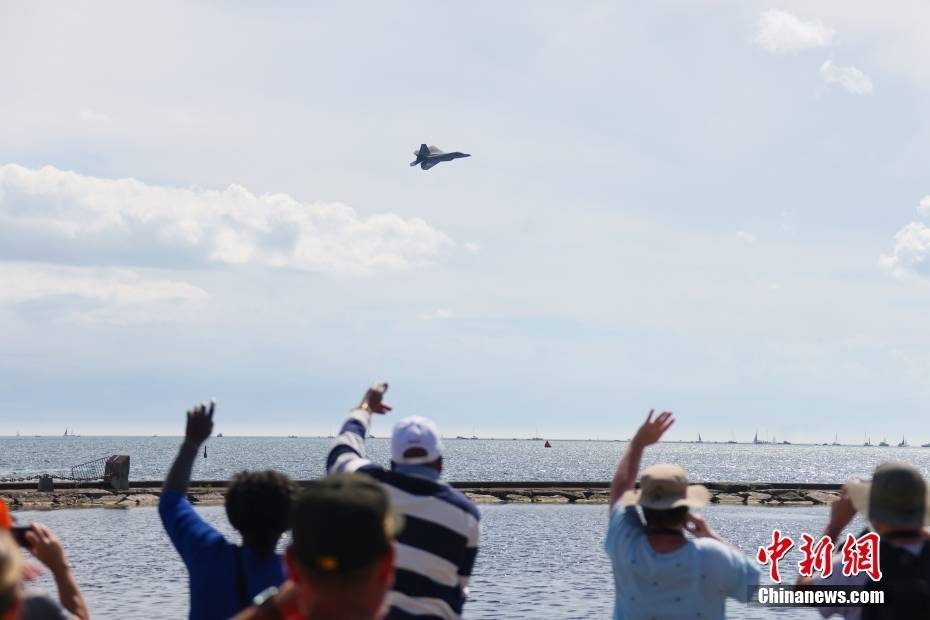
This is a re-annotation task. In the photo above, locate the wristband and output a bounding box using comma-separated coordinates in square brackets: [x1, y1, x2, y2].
[253, 586, 282, 620]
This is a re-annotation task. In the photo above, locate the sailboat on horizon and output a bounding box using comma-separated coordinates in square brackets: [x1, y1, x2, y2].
[697, 433, 703, 444]
[878, 437, 889, 447]
[863, 435, 872, 447]
[831, 434, 840, 446]
[898, 434, 908, 448]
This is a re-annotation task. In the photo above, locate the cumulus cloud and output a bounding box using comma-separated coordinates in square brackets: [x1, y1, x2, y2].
[881, 196, 930, 280]
[0, 164, 452, 275]
[754, 10, 834, 54]
[0, 262, 208, 323]
[820, 60, 874, 94]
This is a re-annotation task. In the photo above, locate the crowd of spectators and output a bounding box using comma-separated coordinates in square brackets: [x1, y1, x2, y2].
[2, 384, 929, 619]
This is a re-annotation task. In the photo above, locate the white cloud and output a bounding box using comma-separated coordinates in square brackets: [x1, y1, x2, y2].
[920, 196, 930, 215]
[881, 196, 930, 280]
[0, 262, 208, 323]
[0, 164, 453, 275]
[464, 242, 481, 253]
[754, 10, 834, 54]
[820, 60, 874, 94]
[736, 231, 757, 243]
[421, 308, 455, 321]
[78, 108, 111, 124]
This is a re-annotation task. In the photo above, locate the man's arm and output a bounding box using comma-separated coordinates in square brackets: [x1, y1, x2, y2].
[326, 383, 390, 474]
[797, 487, 856, 587]
[685, 513, 731, 546]
[164, 401, 214, 493]
[25, 523, 90, 620]
[160, 401, 224, 559]
[608, 410, 674, 507]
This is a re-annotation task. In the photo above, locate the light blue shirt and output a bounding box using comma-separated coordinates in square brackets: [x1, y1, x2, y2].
[605, 505, 759, 620]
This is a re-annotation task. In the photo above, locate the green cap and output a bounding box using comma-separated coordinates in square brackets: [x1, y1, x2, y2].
[290, 473, 401, 575]
[847, 462, 930, 529]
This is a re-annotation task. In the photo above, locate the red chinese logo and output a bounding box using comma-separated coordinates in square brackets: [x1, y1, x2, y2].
[756, 530, 882, 583]
[841, 532, 882, 581]
[797, 534, 834, 578]
[757, 529, 794, 583]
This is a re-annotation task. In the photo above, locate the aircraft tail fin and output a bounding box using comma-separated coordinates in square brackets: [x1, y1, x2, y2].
[417, 143, 430, 158]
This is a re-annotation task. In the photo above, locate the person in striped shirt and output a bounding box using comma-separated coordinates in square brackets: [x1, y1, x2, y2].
[326, 383, 481, 620]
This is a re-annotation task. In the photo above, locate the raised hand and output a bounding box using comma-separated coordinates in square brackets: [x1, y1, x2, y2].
[24, 523, 69, 573]
[685, 513, 714, 539]
[358, 382, 391, 414]
[632, 409, 674, 448]
[24, 522, 90, 620]
[185, 400, 215, 445]
[608, 409, 675, 506]
[826, 485, 856, 538]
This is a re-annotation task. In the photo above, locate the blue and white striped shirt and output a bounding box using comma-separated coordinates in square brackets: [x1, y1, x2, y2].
[327, 409, 481, 620]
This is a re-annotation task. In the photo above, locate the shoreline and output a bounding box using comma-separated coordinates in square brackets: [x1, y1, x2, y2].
[3, 436, 928, 447]
[1, 480, 843, 511]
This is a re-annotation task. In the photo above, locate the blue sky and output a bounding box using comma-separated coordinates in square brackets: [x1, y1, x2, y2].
[2, 2, 930, 441]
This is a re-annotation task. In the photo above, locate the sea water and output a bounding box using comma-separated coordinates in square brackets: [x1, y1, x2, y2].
[2, 436, 929, 482]
[15, 503, 848, 619]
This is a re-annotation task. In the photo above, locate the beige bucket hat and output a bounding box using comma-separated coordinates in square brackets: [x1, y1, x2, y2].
[845, 461, 930, 529]
[620, 463, 711, 509]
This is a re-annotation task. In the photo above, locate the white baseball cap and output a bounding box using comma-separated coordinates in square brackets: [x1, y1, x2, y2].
[391, 416, 444, 465]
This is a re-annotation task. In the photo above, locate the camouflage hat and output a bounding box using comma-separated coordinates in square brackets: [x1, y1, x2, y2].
[290, 473, 402, 575]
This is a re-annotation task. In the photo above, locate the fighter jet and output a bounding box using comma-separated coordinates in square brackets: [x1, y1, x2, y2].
[409, 144, 471, 170]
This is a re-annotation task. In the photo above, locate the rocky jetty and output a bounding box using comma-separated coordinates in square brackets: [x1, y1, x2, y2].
[456, 482, 842, 506]
[0, 481, 842, 511]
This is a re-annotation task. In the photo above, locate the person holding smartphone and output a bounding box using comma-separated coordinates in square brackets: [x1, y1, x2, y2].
[0, 499, 90, 620]
[1, 528, 23, 620]
[604, 411, 759, 620]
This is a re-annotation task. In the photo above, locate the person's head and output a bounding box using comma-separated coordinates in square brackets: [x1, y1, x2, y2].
[390, 416, 444, 473]
[286, 473, 399, 620]
[225, 470, 293, 556]
[642, 506, 689, 529]
[846, 462, 930, 536]
[621, 464, 711, 531]
[0, 501, 23, 620]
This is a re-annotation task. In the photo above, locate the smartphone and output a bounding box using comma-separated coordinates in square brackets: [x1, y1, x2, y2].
[11, 524, 32, 548]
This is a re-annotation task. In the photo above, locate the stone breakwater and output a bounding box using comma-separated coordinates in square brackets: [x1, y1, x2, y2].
[458, 482, 842, 506]
[0, 481, 843, 511]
